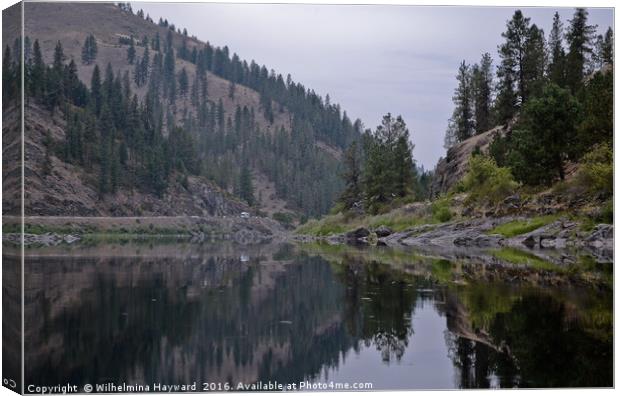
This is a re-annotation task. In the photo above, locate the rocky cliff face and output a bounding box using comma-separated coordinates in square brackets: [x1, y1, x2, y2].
[430, 125, 507, 197]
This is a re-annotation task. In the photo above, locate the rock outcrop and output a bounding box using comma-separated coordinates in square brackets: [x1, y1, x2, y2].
[430, 125, 507, 197]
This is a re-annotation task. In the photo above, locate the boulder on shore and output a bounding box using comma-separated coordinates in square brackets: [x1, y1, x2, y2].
[374, 225, 393, 238]
[346, 227, 370, 240]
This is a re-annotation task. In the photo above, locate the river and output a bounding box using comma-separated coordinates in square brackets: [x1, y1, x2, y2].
[3, 240, 613, 391]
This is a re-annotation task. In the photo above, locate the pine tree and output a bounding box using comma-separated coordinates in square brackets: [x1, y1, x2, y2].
[445, 60, 473, 147]
[153, 32, 161, 52]
[363, 114, 415, 213]
[90, 64, 102, 116]
[472, 53, 493, 134]
[338, 141, 362, 209]
[497, 10, 531, 106]
[592, 27, 614, 68]
[548, 12, 567, 86]
[140, 44, 150, 82]
[127, 36, 136, 64]
[133, 56, 143, 86]
[393, 128, 415, 198]
[565, 8, 597, 92]
[239, 162, 255, 206]
[29, 39, 45, 97]
[507, 83, 581, 184]
[178, 67, 189, 96]
[81, 34, 97, 65]
[601, 27, 614, 65]
[228, 81, 236, 99]
[522, 24, 547, 100]
[495, 46, 518, 124]
[46, 41, 65, 111]
[65, 59, 81, 105]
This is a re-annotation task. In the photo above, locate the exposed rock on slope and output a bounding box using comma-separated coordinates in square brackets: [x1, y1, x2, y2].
[430, 125, 507, 197]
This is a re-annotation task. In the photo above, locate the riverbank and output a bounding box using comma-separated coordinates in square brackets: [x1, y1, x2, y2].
[2, 215, 287, 246]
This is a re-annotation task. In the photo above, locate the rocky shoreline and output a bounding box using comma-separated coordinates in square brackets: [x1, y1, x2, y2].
[295, 216, 614, 265]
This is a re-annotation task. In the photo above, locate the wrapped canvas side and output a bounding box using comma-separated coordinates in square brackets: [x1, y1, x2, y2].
[2, 1, 24, 395]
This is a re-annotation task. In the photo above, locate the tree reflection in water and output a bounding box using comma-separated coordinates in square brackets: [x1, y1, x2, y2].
[337, 255, 416, 363]
[20, 243, 612, 389]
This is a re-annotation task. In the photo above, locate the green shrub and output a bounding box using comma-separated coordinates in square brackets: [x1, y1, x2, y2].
[367, 210, 430, 232]
[462, 155, 518, 205]
[596, 200, 613, 224]
[295, 213, 349, 236]
[272, 212, 294, 226]
[577, 142, 613, 198]
[431, 197, 452, 222]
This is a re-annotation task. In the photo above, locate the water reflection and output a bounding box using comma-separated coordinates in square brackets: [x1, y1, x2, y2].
[19, 242, 612, 390]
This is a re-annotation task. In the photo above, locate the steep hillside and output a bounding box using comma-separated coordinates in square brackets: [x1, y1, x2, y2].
[15, 2, 358, 217]
[20, 102, 249, 216]
[24, 2, 291, 134]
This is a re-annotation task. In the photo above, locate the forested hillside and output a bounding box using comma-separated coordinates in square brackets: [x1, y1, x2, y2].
[4, 2, 364, 217]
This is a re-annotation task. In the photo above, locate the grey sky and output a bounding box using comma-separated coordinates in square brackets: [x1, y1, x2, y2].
[134, 2, 613, 169]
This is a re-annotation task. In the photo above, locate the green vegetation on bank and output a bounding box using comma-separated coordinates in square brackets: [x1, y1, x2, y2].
[488, 215, 561, 237]
[490, 247, 561, 272]
[296, 202, 447, 236]
[459, 155, 518, 206]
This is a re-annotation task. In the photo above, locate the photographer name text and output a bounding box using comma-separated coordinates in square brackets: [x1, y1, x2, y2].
[27, 380, 373, 393]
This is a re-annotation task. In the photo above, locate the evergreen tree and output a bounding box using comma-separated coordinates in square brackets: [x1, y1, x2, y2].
[576, 69, 612, 153]
[229, 81, 236, 99]
[81, 34, 97, 65]
[153, 32, 161, 52]
[46, 41, 66, 111]
[565, 8, 597, 92]
[393, 127, 416, 198]
[141, 44, 150, 81]
[471, 53, 493, 134]
[497, 10, 530, 107]
[547, 12, 567, 86]
[239, 162, 255, 206]
[601, 27, 614, 65]
[592, 27, 614, 69]
[90, 64, 102, 116]
[522, 24, 547, 100]
[505, 83, 581, 185]
[494, 66, 517, 125]
[127, 36, 136, 64]
[338, 140, 362, 209]
[363, 114, 415, 213]
[178, 67, 189, 96]
[445, 60, 473, 148]
[29, 39, 46, 97]
[133, 56, 143, 86]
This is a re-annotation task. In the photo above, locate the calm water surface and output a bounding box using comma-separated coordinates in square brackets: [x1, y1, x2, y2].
[5, 241, 612, 391]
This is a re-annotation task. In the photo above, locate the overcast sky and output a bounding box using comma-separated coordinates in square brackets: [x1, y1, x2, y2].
[134, 2, 613, 169]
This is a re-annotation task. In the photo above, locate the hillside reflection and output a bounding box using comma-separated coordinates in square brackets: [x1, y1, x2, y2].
[21, 242, 612, 390]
